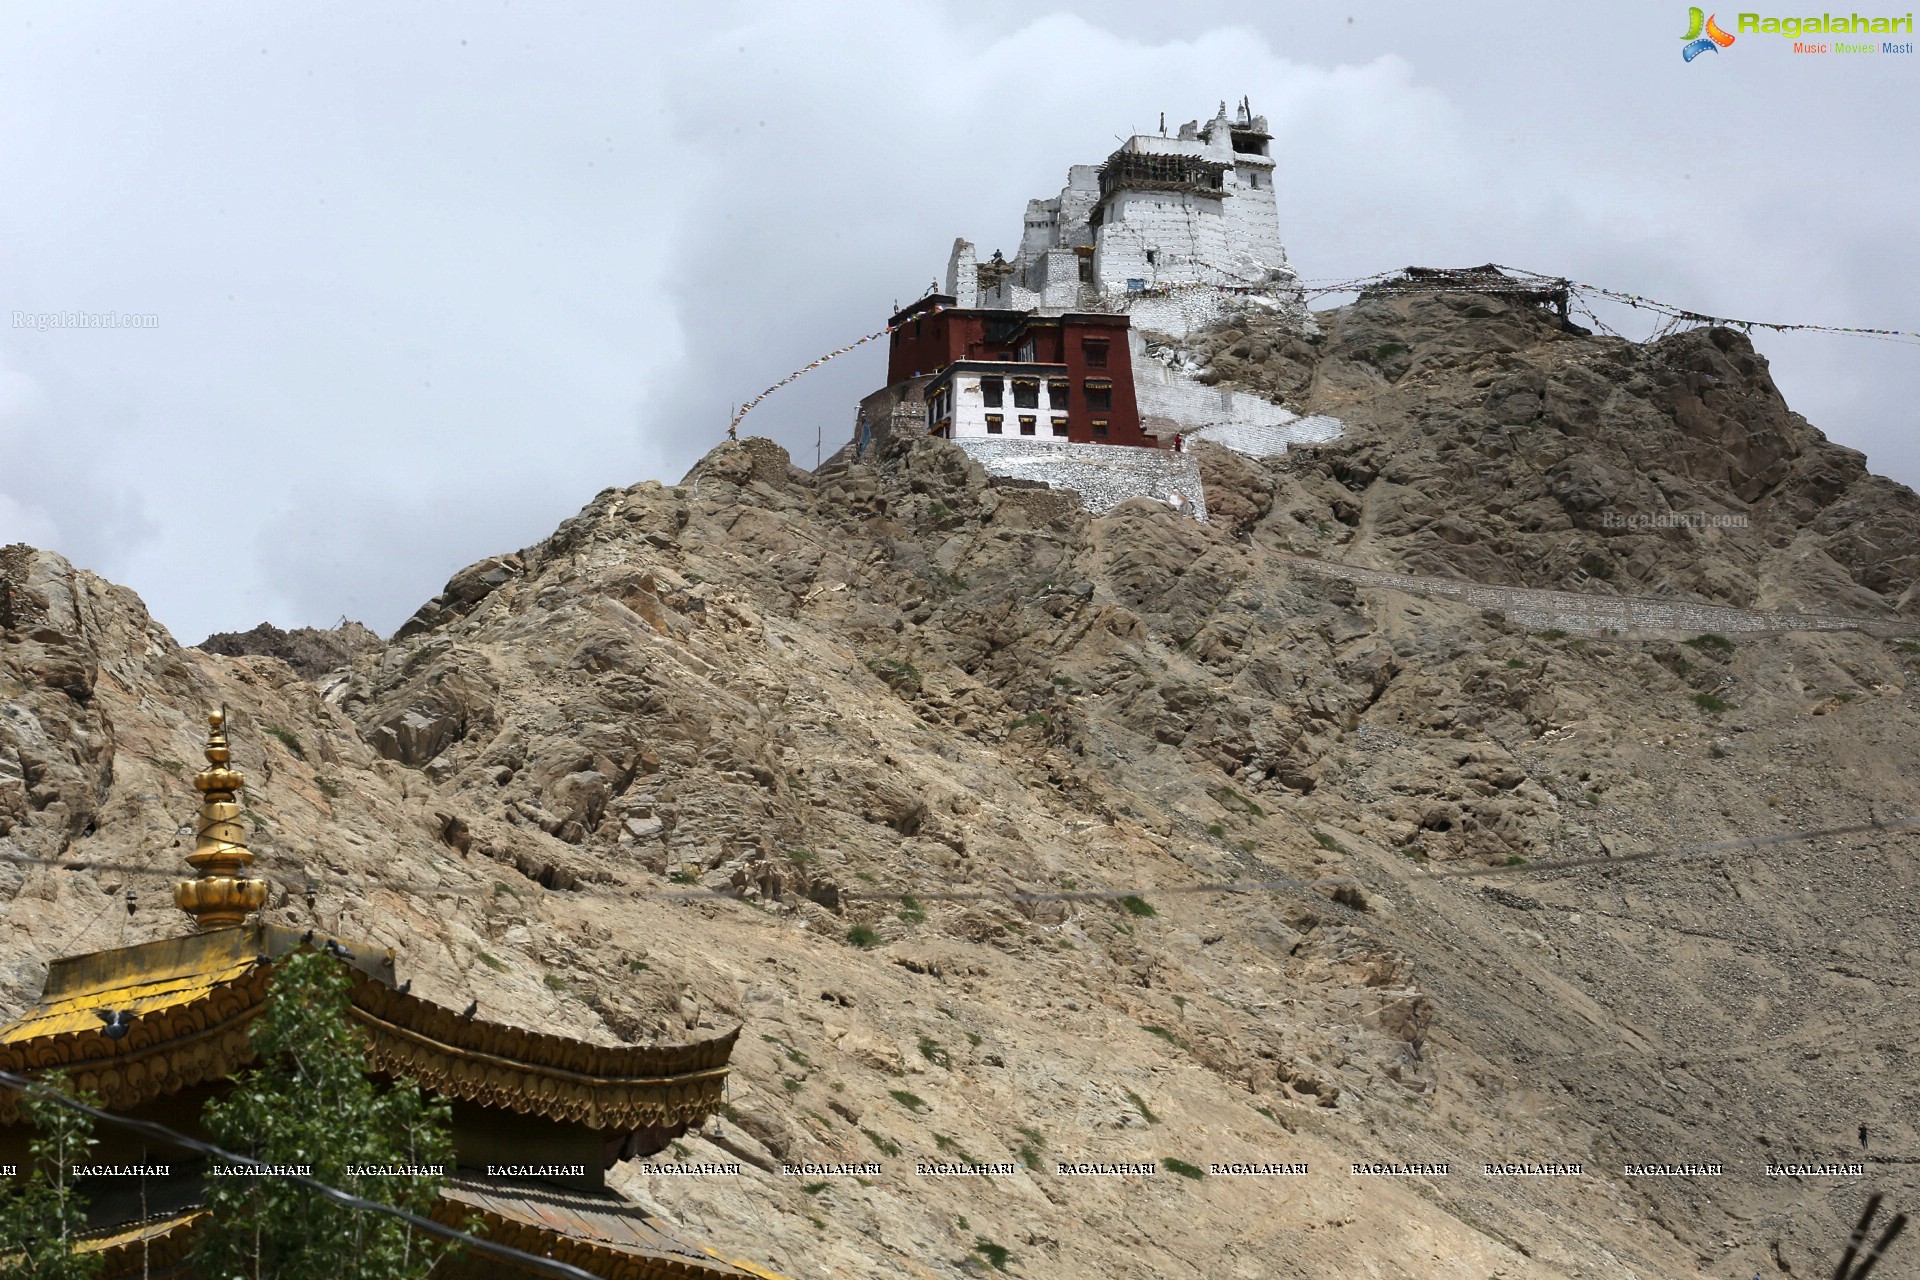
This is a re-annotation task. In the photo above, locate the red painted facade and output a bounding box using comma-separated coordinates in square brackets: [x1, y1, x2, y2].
[884, 296, 1149, 447]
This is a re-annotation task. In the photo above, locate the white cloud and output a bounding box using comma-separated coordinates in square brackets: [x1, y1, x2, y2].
[0, 492, 61, 552]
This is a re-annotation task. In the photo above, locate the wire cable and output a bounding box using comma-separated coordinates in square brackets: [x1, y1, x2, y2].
[2, 813, 1913, 913]
[722, 264, 1917, 442]
[0, 1067, 602, 1280]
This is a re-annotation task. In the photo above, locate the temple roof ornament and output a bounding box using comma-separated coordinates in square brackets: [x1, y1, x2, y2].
[173, 708, 269, 930]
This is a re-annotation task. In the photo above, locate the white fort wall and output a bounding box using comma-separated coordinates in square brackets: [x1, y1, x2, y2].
[950, 105, 1311, 334]
[955, 438, 1209, 523]
[1129, 331, 1343, 455]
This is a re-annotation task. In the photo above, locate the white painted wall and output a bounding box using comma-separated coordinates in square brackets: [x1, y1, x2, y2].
[945, 238, 978, 308]
[939, 372, 1071, 440]
[956, 438, 1210, 522]
[1128, 330, 1344, 452]
[970, 103, 1313, 334]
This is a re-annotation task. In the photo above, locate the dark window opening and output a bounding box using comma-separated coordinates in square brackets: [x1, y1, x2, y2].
[1051, 417, 1069, 436]
[1019, 415, 1037, 435]
[1085, 382, 1112, 411]
[1047, 380, 1069, 409]
[1082, 339, 1109, 368]
[981, 377, 1003, 408]
[1012, 380, 1039, 409]
[1092, 419, 1109, 438]
[1145, 249, 1158, 266]
[985, 414, 1003, 434]
[1078, 255, 1094, 283]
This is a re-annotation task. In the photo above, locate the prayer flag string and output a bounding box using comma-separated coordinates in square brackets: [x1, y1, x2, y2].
[724, 270, 1917, 441]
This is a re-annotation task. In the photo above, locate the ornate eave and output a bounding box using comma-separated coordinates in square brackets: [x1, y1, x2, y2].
[434, 1179, 791, 1280]
[352, 975, 735, 1131]
[0, 924, 735, 1135]
[81, 1209, 206, 1280]
[76, 1190, 792, 1280]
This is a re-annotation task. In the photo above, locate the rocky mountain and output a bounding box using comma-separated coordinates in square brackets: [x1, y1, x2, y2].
[5, 282, 1920, 1279]
[198, 619, 382, 680]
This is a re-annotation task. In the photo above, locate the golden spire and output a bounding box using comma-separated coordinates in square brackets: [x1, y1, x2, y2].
[173, 707, 268, 931]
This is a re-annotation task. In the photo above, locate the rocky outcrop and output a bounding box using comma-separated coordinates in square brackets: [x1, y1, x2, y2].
[198, 620, 381, 679]
[1194, 283, 1920, 620]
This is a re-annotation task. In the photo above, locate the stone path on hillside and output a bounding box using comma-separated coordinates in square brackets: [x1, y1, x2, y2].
[1277, 553, 1917, 639]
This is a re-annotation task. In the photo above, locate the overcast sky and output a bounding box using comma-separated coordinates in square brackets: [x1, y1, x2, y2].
[3, 0, 1915, 642]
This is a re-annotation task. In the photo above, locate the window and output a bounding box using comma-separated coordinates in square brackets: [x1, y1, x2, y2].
[1051, 416, 1069, 436]
[1092, 419, 1109, 437]
[981, 377, 1003, 408]
[1017, 341, 1036, 363]
[1047, 380, 1069, 409]
[985, 414, 1003, 434]
[1085, 381, 1112, 411]
[1078, 254, 1094, 283]
[1012, 379, 1039, 409]
[1082, 339, 1109, 368]
[1019, 415, 1037, 435]
[1145, 249, 1158, 266]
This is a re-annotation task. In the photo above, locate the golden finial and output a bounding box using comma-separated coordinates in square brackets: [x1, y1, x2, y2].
[173, 707, 268, 930]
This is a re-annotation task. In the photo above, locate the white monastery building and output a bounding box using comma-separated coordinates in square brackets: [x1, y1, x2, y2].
[844, 100, 1343, 518]
[944, 99, 1317, 339]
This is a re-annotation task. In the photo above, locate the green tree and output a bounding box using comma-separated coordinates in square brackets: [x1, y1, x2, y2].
[0, 1073, 106, 1280]
[195, 951, 458, 1280]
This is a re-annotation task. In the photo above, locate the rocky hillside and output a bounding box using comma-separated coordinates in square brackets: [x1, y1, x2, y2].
[6, 285, 1920, 1279]
[198, 619, 381, 681]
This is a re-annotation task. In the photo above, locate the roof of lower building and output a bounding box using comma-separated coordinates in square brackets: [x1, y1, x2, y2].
[0, 923, 735, 1133]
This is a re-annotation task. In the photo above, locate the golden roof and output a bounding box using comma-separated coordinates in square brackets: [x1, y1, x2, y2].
[79, 1209, 204, 1280]
[0, 702, 776, 1280]
[0, 924, 733, 1134]
[74, 1191, 794, 1280]
[436, 1178, 792, 1280]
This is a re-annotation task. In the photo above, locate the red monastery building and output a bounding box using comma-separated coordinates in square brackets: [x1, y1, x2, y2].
[858, 294, 1150, 452]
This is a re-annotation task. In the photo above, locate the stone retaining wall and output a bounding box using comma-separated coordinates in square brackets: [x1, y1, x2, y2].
[954, 439, 1208, 523]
